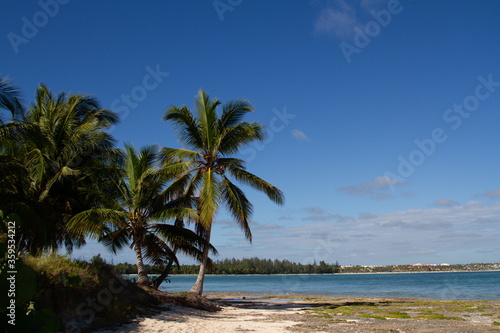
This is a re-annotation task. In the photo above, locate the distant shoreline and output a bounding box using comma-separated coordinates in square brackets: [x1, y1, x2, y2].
[121, 269, 500, 277]
[114, 260, 500, 276]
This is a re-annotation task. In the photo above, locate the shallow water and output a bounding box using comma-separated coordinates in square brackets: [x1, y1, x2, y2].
[152, 271, 500, 300]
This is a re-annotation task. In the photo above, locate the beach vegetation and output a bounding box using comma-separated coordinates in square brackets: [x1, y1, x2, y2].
[0, 84, 120, 255]
[416, 309, 464, 320]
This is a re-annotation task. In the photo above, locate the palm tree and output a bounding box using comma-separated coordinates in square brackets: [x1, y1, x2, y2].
[162, 89, 285, 295]
[67, 144, 213, 286]
[0, 84, 120, 254]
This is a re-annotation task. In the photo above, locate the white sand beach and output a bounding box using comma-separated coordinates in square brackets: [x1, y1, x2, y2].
[96, 302, 306, 333]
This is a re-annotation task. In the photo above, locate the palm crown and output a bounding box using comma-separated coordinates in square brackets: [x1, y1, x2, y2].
[163, 89, 284, 236]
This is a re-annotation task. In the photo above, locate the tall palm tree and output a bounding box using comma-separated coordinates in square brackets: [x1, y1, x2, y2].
[162, 89, 285, 295]
[0, 84, 120, 254]
[67, 144, 214, 286]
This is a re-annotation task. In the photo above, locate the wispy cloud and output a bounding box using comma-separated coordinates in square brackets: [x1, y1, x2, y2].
[302, 207, 349, 221]
[337, 175, 406, 200]
[291, 129, 310, 141]
[302, 213, 346, 222]
[314, 7, 358, 39]
[313, 0, 386, 39]
[305, 206, 325, 215]
[433, 198, 459, 207]
[481, 187, 500, 199]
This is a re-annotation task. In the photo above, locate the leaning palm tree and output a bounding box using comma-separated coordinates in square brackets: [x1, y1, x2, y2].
[68, 144, 213, 286]
[0, 84, 120, 254]
[162, 89, 285, 295]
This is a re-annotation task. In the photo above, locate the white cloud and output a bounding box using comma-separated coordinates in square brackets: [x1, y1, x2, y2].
[291, 129, 310, 141]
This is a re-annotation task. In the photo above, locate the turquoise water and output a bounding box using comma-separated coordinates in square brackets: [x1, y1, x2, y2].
[153, 271, 500, 300]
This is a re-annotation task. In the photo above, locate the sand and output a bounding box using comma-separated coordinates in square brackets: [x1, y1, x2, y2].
[96, 294, 500, 333]
[96, 301, 305, 333]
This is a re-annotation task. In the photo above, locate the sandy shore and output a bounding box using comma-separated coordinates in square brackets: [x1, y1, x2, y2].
[96, 294, 500, 333]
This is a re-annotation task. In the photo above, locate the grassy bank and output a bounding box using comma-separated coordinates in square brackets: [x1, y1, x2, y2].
[18, 254, 160, 332]
[4, 254, 219, 332]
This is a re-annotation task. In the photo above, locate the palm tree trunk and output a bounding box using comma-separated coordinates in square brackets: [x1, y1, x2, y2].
[189, 226, 211, 295]
[151, 257, 175, 290]
[134, 241, 150, 286]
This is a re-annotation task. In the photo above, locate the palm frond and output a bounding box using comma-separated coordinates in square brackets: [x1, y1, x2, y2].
[159, 147, 200, 163]
[218, 121, 264, 156]
[163, 105, 203, 149]
[195, 89, 220, 152]
[221, 176, 253, 241]
[100, 228, 130, 254]
[219, 99, 253, 129]
[0, 75, 23, 123]
[229, 167, 285, 205]
[67, 208, 127, 239]
[142, 232, 179, 266]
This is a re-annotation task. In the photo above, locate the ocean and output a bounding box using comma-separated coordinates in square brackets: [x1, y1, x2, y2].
[153, 271, 500, 300]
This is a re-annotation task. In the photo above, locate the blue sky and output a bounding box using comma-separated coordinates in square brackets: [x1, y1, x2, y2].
[2, 0, 500, 266]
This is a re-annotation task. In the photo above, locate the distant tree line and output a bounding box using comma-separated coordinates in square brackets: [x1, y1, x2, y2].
[113, 257, 341, 275]
[112, 259, 500, 276]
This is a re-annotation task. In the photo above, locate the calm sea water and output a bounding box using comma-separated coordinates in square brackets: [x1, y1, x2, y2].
[152, 271, 500, 300]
